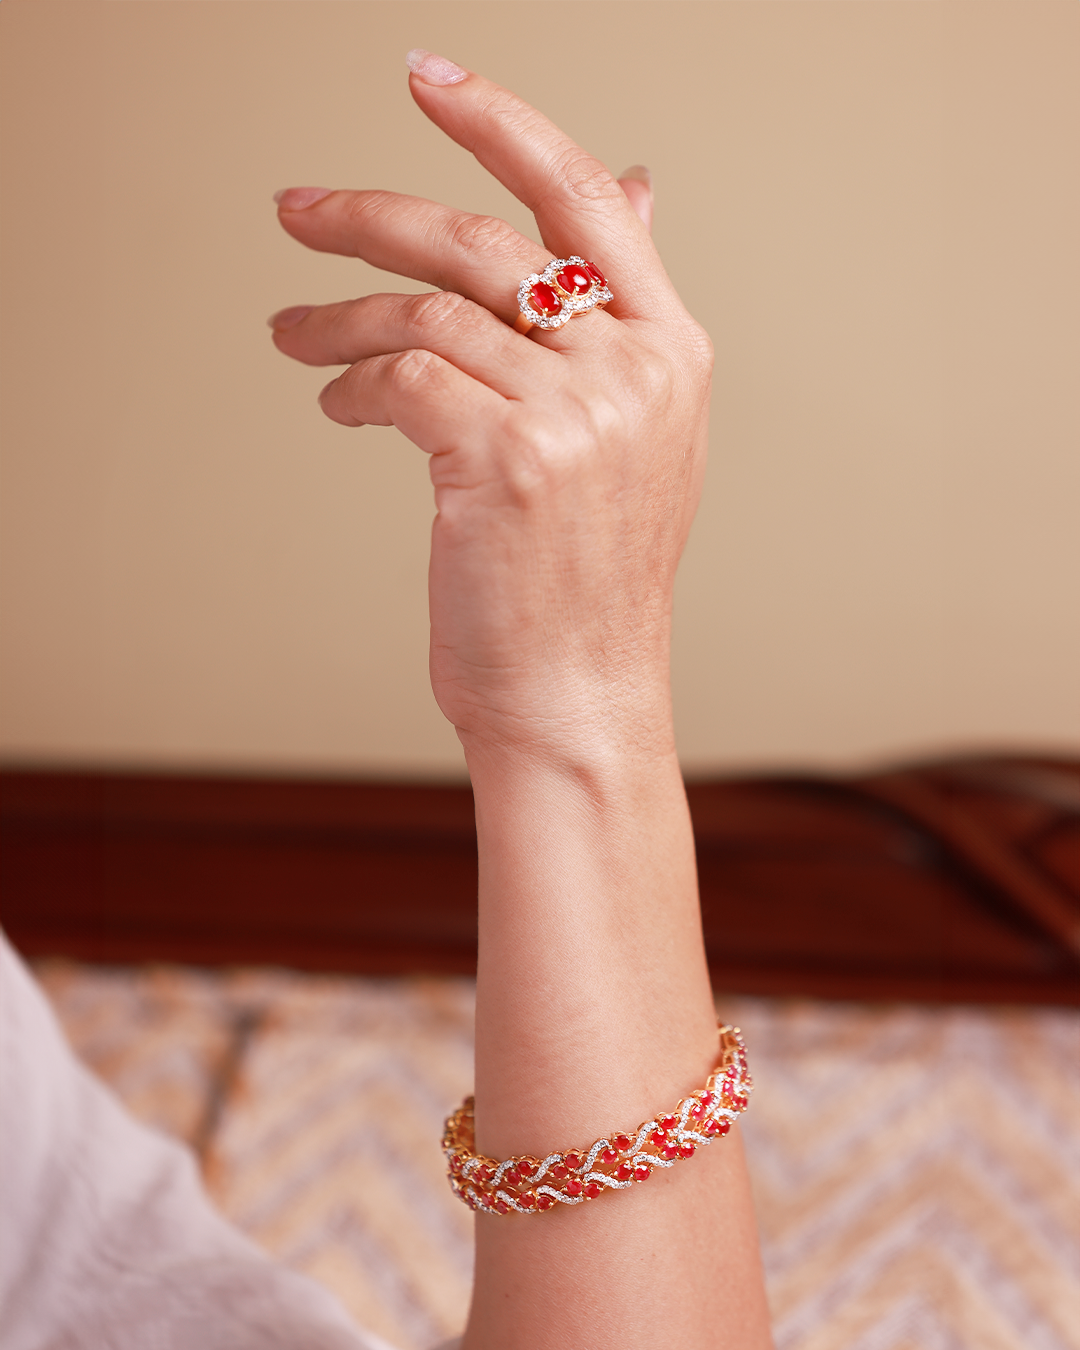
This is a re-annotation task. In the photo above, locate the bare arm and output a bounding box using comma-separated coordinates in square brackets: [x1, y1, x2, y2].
[271, 53, 772, 1350]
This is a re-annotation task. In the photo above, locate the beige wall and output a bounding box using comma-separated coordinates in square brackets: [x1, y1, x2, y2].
[1, 0, 1077, 780]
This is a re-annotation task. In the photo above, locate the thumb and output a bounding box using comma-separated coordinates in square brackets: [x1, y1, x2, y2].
[617, 165, 653, 233]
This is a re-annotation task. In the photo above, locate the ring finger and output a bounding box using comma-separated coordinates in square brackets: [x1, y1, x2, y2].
[276, 188, 617, 343]
[270, 289, 559, 396]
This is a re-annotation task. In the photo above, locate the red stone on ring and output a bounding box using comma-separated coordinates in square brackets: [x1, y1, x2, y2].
[585, 261, 607, 287]
[528, 281, 562, 316]
[556, 264, 592, 295]
[584, 1182, 603, 1200]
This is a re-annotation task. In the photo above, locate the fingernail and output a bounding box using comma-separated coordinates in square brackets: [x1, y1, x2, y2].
[620, 165, 653, 196]
[274, 187, 333, 211]
[268, 305, 314, 331]
[405, 49, 468, 86]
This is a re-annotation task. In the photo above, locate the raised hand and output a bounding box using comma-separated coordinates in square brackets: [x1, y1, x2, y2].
[270, 51, 712, 765]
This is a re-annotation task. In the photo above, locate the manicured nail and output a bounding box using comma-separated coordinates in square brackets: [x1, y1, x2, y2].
[268, 305, 314, 331]
[405, 49, 468, 86]
[273, 187, 333, 211]
[620, 165, 653, 196]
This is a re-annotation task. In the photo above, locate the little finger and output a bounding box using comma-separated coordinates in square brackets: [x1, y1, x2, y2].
[318, 347, 505, 455]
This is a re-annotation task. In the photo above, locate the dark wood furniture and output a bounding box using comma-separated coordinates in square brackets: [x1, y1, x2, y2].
[3, 757, 1078, 1004]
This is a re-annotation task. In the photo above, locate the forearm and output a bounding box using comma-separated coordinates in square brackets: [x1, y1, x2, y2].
[468, 726, 715, 1151]
[463, 709, 772, 1350]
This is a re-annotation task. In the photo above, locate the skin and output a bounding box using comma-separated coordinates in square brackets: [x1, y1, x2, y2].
[271, 60, 773, 1350]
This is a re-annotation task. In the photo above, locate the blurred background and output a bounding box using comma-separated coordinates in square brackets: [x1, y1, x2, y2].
[2, 0, 1077, 780]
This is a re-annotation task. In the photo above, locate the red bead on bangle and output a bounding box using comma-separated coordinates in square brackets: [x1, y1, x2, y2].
[442, 1024, 752, 1215]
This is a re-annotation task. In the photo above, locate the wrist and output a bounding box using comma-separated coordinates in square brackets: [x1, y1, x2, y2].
[430, 605, 677, 768]
[461, 728, 677, 818]
[456, 681, 677, 784]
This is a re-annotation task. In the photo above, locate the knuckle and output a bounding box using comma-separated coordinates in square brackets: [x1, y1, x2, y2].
[632, 352, 676, 405]
[387, 347, 442, 389]
[344, 189, 398, 236]
[406, 288, 474, 334]
[500, 421, 574, 502]
[683, 322, 715, 376]
[499, 390, 624, 500]
[575, 388, 624, 442]
[548, 148, 622, 205]
[444, 212, 521, 262]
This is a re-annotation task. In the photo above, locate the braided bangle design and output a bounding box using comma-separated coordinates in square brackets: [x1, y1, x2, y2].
[442, 1024, 752, 1215]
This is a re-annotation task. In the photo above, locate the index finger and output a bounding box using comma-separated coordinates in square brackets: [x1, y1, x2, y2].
[405, 51, 681, 323]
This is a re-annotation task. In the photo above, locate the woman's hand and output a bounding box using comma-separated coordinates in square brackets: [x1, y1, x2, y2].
[270, 51, 712, 767]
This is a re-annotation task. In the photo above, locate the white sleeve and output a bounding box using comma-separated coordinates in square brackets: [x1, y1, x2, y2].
[0, 930, 400, 1350]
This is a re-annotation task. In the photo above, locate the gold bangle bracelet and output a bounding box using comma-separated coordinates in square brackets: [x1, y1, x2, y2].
[442, 1024, 752, 1215]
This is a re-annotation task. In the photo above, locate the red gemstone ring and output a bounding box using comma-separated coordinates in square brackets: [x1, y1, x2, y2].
[514, 257, 612, 334]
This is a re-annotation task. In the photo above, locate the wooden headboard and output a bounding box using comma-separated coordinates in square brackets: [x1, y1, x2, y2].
[2, 756, 1077, 1004]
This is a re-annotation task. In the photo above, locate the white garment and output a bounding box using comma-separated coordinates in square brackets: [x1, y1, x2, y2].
[0, 931, 429, 1350]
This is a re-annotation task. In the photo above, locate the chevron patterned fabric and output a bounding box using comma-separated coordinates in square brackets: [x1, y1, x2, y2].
[34, 962, 1080, 1350]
